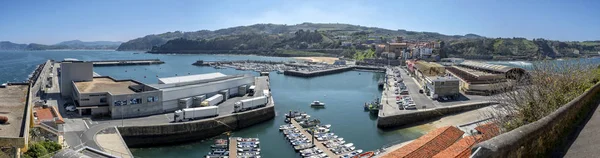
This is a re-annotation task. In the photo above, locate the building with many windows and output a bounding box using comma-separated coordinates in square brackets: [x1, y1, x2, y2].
[61, 61, 254, 118]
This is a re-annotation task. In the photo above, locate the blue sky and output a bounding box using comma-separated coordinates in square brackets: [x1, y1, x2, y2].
[0, 0, 599, 44]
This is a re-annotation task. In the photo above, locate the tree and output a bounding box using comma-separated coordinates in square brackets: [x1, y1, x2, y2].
[24, 143, 48, 158]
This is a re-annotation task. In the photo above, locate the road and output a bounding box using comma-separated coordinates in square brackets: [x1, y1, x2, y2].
[563, 102, 600, 157]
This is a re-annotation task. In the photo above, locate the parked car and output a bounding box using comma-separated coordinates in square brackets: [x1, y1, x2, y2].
[419, 89, 424, 93]
[400, 90, 409, 95]
[65, 105, 77, 112]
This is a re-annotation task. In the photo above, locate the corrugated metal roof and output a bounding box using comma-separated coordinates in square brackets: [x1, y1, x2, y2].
[158, 72, 227, 84]
[459, 61, 514, 73]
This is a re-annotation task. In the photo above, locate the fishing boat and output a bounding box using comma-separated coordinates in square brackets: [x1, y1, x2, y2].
[310, 101, 326, 107]
[352, 151, 375, 158]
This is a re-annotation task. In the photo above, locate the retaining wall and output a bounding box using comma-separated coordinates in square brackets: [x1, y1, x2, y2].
[471, 82, 600, 158]
[377, 102, 496, 128]
[117, 105, 275, 147]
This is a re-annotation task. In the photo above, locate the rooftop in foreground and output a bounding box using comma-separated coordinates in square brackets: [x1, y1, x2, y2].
[74, 77, 138, 95]
[0, 84, 29, 138]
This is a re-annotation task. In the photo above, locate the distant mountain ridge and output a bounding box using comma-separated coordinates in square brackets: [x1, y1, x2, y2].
[117, 23, 482, 51]
[0, 40, 122, 50]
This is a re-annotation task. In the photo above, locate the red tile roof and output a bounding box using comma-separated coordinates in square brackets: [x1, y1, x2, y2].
[433, 135, 483, 158]
[382, 126, 465, 158]
[34, 106, 64, 124]
[475, 123, 500, 141]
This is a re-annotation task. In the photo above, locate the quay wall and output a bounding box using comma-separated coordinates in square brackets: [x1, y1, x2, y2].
[284, 67, 353, 77]
[377, 102, 496, 128]
[284, 66, 386, 78]
[471, 82, 600, 158]
[117, 105, 275, 147]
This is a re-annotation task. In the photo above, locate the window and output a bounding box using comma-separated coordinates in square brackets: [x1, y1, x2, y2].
[114, 101, 123, 106]
[100, 98, 107, 103]
[130, 98, 142, 105]
[147, 96, 158, 102]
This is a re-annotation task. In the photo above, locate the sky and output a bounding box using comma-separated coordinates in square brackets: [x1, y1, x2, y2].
[0, 0, 599, 44]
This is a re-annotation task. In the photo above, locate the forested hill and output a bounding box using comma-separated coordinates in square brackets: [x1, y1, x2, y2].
[117, 23, 480, 51]
[118, 22, 600, 60]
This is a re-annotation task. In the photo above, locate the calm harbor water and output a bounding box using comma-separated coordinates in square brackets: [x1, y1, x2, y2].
[2, 50, 599, 158]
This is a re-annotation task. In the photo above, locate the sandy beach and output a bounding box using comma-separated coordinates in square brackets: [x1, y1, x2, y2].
[292, 57, 339, 64]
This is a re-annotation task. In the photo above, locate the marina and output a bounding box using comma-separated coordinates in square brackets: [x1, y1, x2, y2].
[280, 111, 375, 158]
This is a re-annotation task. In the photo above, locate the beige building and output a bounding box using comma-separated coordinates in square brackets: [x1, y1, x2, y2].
[445, 60, 527, 95]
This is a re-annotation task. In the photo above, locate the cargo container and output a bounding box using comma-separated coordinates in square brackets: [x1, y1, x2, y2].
[229, 87, 239, 97]
[219, 89, 229, 101]
[238, 85, 247, 96]
[201, 94, 223, 107]
[174, 106, 218, 122]
[178, 97, 193, 108]
[234, 96, 268, 112]
[192, 95, 206, 107]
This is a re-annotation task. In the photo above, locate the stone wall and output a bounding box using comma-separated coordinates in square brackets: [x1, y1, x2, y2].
[471, 82, 600, 158]
[117, 106, 275, 147]
[377, 102, 496, 128]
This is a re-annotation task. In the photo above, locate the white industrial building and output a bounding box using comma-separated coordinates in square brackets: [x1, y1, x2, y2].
[151, 72, 255, 112]
[60, 60, 255, 118]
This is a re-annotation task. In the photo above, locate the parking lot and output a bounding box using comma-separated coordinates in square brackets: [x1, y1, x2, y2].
[379, 66, 492, 116]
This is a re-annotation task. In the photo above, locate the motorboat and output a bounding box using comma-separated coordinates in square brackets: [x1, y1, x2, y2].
[208, 149, 229, 155]
[314, 133, 335, 138]
[237, 144, 258, 148]
[291, 139, 312, 146]
[294, 143, 315, 151]
[211, 144, 228, 149]
[279, 125, 295, 131]
[340, 149, 363, 158]
[316, 135, 339, 141]
[285, 111, 305, 118]
[323, 140, 346, 148]
[237, 141, 260, 146]
[237, 147, 261, 152]
[237, 138, 259, 142]
[237, 151, 260, 156]
[318, 124, 331, 129]
[205, 154, 229, 158]
[283, 129, 300, 135]
[310, 101, 325, 107]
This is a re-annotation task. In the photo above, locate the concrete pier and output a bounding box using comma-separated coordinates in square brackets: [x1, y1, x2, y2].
[284, 66, 386, 78]
[229, 138, 238, 158]
[289, 119, 337, 158]
[90, 59, 165, 66]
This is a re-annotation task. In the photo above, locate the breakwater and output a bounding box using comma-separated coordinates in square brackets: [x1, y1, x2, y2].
[377, 102, 496, 128]
[193, 60, 287, 66]
[118, 105, 275, 147]
[284, 66, 385, 78]
[91, 59, 165, 66]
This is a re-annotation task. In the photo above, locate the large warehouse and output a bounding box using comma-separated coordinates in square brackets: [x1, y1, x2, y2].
[445, 60, 527, 95]
[151, 72, 255, 112]
[62, 61, 255, 118]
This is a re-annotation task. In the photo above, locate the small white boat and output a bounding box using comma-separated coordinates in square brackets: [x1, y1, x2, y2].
[310, 101, 325, 107]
